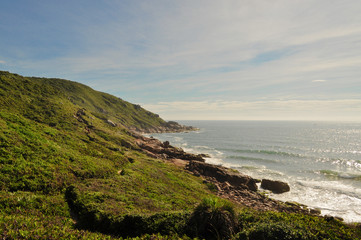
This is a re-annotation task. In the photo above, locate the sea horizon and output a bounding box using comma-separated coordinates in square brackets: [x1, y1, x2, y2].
[149, 120, 361, 223]
[167, 119, 361, 123]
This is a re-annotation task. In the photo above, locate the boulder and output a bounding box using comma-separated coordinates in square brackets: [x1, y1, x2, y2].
[107, 119, 117, 127]
[186, 161, 258, 191]
[163, 141, 170, 148]
[135, 136, 205, 162]
[261, 179, 290, 194]
[309, 208, 321, 215]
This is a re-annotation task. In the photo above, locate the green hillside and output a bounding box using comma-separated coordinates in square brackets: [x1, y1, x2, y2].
[0, 71, 178, 132]
[0, 71, 212, 238]
[0, 71, 360, 239]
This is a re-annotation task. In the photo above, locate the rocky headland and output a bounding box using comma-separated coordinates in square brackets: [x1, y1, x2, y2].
[133, 132, 322, 217]
[130, 120, 198, 134]
[3, 71, 358, 239]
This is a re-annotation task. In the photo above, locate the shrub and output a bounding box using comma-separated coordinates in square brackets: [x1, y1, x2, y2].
[235, 222, 310, 240]
[65, 186, 190, 237]
[187, 198, 238, 240]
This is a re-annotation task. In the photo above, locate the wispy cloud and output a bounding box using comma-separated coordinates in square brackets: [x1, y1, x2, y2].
[1, 0, 361, 120]
[142, 99, 361, 121]
[312, 80, 327, 83]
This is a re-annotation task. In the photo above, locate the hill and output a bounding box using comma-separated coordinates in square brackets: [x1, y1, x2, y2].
[0, 71, 360, 239]
[0, 71, 195, 133]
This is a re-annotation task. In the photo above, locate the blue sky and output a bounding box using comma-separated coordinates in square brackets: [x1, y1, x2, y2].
[1, 0, 361, 121]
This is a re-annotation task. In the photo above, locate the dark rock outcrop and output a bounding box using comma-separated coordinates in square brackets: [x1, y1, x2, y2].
[261, 179, 290, 194]
[132, 132, 317, 216]
[186, 161, 258, 192]
[185, 161, 314, 215]
[132, 121, 198, 134]
[74, 108, 89, 125]
[133, 133, 205, 162]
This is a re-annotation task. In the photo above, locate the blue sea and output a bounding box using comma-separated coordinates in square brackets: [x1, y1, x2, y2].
[148, 120, 361, 223]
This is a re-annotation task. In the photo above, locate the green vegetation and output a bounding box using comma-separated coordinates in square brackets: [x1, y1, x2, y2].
[187, 198, 239, 239]
[0, 71, 360, 239]
[0, 71, 165, 131]
[234, 209, 361, 240]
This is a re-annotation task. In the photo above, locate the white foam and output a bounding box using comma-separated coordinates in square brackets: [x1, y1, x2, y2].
[174, 136, 183, 142]
[182, 147, 196, 154]
[194, 145, 212, 150]
[204, 157, 225, 165]
[146, 127, 361, 223]
[270, 179, 361, 223]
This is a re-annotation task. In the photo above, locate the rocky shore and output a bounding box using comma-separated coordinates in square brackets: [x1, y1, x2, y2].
[133, 132, 324, 217]
[130, 121, 198, 134]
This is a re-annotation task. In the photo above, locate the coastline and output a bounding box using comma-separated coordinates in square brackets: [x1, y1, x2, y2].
[130, 120, 199, 134]
[144, 120, 361, 224]
[2, 71, 360, 238]
[133, 131, 329, 219]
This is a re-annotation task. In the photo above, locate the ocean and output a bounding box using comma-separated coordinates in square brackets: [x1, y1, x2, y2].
[147, 120, 361, 223]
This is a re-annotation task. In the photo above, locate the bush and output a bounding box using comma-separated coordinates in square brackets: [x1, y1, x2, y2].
[65, 186, 190, 237]
[235, 222, 310, 240]
[187, 198, 238, 240]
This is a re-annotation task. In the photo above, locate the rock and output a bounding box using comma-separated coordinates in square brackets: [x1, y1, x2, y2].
[325, 215, 344, 222]
[76, 108, 86, 116]
[97, 107, 107, 113]
[163, 141, 170, 148]
[324, 215, 335, 222]
[186, 161, 258, 191]
[74, 108, 90, 125]
[134, 135, 205, 162]
[107, 119, 117, 127]
[285, 201, 300, 207]
[133, 120, 199, 134]
[309, 208, 321, 215]
[261, 179, 290, 194]
[193, 171, 200, 177]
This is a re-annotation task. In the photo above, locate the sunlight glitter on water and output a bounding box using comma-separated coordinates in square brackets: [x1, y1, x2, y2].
[149, 120, 361, 222]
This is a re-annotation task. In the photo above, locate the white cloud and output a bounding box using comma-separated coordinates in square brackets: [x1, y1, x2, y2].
[312, 80, 327, 83]
[0, 60, 6, 64]
[69, 0, 361, 99]
[142, 99, 361, 121]
[23, 1, 361, 76]
[3, 0, 361, 121]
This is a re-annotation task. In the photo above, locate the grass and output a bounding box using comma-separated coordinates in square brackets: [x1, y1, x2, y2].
[235, 208, 361, 240]
[0, 71, 166, 131]
[0, 71, 360, 239]
[187, 198, 239, 239]
[0, 71, 214, 239]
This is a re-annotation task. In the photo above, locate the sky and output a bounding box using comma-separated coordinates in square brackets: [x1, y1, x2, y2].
[1, 0, 361, 121]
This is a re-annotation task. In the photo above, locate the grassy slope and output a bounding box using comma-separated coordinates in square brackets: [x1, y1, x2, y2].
[0, 71, 166, 131]
[0, 71, 360, 239]
[0, 71, 212, 239]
